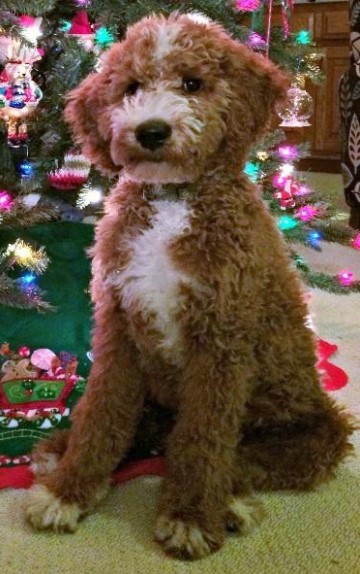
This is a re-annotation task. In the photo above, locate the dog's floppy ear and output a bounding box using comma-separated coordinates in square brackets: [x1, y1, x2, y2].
[64, 44, 123, 176]
[222, 40, 290, 151]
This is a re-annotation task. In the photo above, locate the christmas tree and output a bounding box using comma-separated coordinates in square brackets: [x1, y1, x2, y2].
[1, 0, 360, 314]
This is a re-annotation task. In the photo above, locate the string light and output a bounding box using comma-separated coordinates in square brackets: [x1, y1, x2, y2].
[296, 205, 318, 222]
[18, 15, 42, 44]
[273, 174, 286, 189]
[338, 271, 354, 287]
[295, 184, 312, 196]
[235, 0, 262, 11]
[352, 233, 360, 250]
[278, 215, 298, 231]
[0, 190, 13, 211]
[256, 151, 269, 161]
[18, 273, 37, 288]
[59, 20, 72, 33]
[307, 230, 322, 248]
[244, 162, 260, 182]
[296, 30, 312, 45]
[77, 186, 103, 208]
[5, 240, 49, 272]
[279, 163, 294, 177]
[95, 27, 115, 48]
[247, 32, 267, 49]
[277, 145, 298, 160]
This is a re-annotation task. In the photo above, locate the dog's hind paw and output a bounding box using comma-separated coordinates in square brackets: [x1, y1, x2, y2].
[154, 514, 223, 560]
[226, 495, 265, 535]
[25, 484, 82, 532]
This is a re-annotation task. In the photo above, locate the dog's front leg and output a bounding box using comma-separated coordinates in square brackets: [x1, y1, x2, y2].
[25, 294, 144, 532]
[154, 352, 262, 559]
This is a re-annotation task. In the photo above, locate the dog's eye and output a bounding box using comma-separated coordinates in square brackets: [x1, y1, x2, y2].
[125, 81, 141, 96]
[182, 77, 203, 93]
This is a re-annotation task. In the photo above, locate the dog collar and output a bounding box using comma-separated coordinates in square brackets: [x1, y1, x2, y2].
[142, 183, 196, 202]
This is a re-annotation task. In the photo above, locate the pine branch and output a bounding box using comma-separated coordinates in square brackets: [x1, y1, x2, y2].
[0, 274, 54, 311]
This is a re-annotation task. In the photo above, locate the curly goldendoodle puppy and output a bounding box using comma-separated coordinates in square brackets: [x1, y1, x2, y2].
[25, 12, 355, 559]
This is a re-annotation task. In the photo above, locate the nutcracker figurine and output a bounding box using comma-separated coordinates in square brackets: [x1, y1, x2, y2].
[0, 59, 42, 147]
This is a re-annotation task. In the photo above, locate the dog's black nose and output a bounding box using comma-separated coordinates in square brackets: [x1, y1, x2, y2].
[135, 120, 172, 151]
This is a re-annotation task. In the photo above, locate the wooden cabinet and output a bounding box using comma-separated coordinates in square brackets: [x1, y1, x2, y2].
[273, 1, 349, 171]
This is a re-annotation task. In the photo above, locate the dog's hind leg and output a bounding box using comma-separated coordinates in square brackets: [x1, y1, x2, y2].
[235, 401, 355, 493]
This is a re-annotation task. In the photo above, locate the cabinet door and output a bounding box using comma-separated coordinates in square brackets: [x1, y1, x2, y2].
[314, 7, 349, 41]
[312, 45, 349, 155]
[271, 10, 315, 35]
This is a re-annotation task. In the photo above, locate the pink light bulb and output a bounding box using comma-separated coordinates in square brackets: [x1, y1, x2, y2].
[0, 190, 13, 210]
[236, 0, 261, 11]
[338, 271, 354, 287]
[273, 174, 286, 189]
[352, 233, 360, 250]
[278, 145, 298, 160]
[295, 184, 311, 196]
[296, 205, 318, 221]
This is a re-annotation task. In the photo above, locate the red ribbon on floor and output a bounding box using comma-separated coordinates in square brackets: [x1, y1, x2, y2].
[316, 338, 348, 391]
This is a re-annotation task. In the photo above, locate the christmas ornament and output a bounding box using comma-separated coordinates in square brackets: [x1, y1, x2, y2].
[0, 62, 43, 146]
[48, 151, 91, 190]
[17, 159, 35, 178]
[31, 348, 57, 371]
[277, 81, 314, 128]
[18, 346, 31, 358]
[67, 11, 95, 51]
[1, 358, 37, 382]
[274, 178, 296, 209]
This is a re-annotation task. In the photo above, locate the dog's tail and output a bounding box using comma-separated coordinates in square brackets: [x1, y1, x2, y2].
[238, 402, 357, 492]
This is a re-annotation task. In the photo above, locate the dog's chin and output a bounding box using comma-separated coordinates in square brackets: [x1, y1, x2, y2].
[124, 160, 198, 185]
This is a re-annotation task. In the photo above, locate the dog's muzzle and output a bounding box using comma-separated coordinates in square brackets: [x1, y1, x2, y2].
[135, 120, 172, 151]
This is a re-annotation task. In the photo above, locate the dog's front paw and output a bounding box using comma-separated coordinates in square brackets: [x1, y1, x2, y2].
[25, 484, 82, 532]
[226, 496, 265, 535]
[154, 514, 223, 560]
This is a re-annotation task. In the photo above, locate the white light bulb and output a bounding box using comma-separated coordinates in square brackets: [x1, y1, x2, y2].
[280, 163, 294, 177]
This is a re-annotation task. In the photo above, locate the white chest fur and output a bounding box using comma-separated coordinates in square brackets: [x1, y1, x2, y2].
[111, 200, 194, 364]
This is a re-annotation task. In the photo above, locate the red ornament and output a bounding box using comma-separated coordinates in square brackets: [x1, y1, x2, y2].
[18, 346, 31, 357]
[48, 152, 91, 190]
[68, 11, 93, 35]
[316, 339, 348, 391]
[273, 178, 296, 209]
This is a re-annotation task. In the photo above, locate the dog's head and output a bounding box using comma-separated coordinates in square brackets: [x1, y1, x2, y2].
[65, 12, 289, 184]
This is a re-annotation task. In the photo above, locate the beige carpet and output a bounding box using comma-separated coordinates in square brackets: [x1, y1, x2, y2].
[1, 241, 359, 574]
